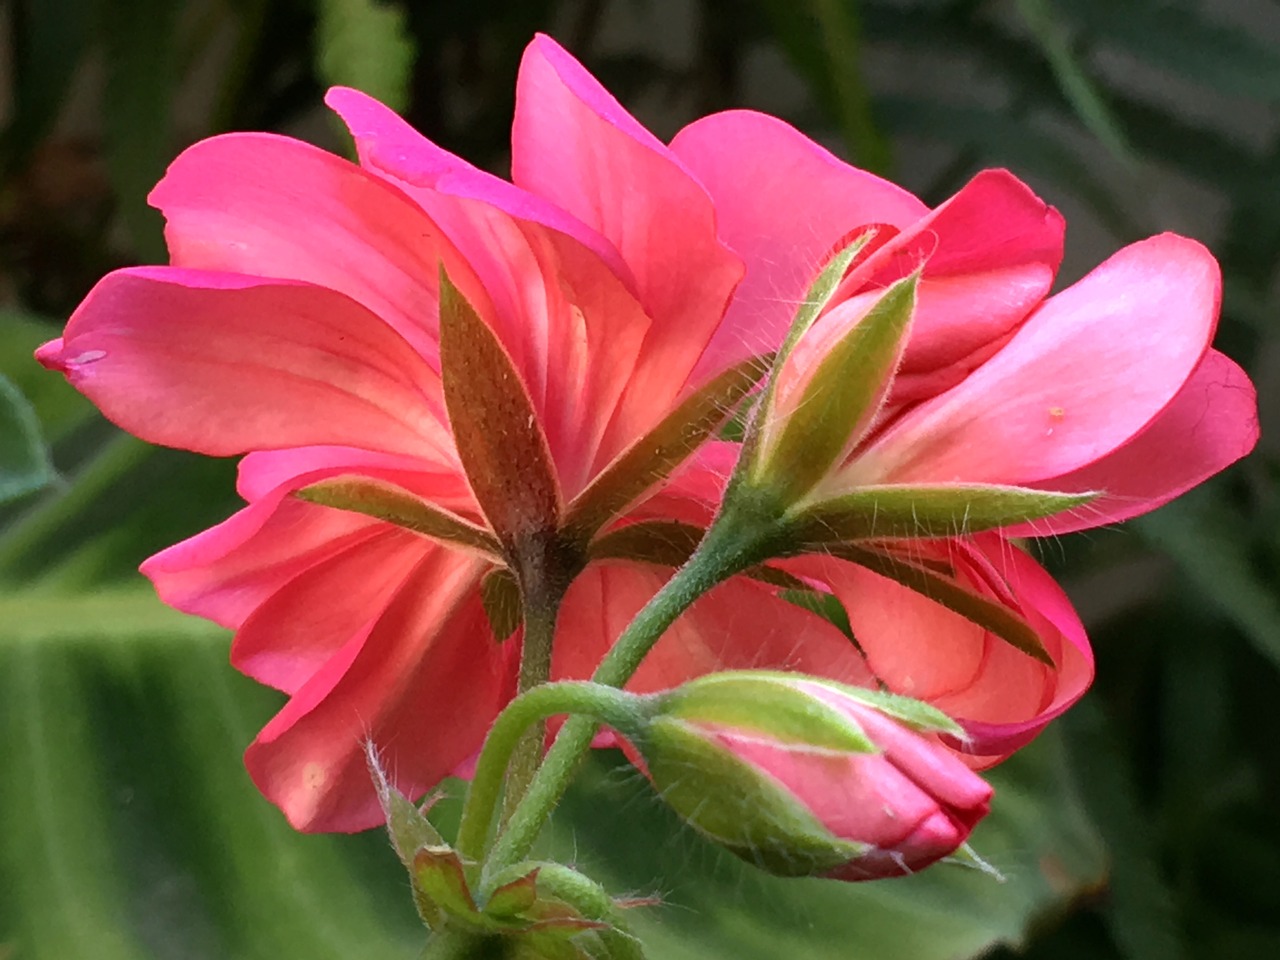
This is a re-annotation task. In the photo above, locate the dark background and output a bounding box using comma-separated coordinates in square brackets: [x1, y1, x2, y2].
[2, 2, 1278, 958]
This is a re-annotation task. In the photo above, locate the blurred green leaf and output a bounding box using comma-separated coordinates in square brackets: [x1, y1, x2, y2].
[1, 0, 94, 173]
[1137, 493, 1280, 671]
[0, 309, 96, 442]
[555, 730, 1107, 960]
[101, 0, 179, 262]
[1055, 0, 1280, 101]
[1013, 0, 1137, 167]
[316, 0, 417, 113]
[1062, 700, 1187, 960]
[0, 374, 55, 504]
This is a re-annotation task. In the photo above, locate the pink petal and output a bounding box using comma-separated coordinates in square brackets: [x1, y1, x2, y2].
[869, 170, 1063, 381]
[324, 86, 633, 290]
[326, 86, 657, 495]
[148, 131, 483, 368]
[36, 268, 454, 461]
[236, 446, 479, 522]
[862, 234, 1222, 486]
[244, 548, 506, 832]
[511, 36, 745, 417]
[231, 525, 429, 694]
[1006, 349, 1260, 535]
[669, 109, 927, 377]
[554, 562, 875, 693]
[950, 537, 1093, 757]
[792, 536, 1093, 761]
[141, 491, 384, 630]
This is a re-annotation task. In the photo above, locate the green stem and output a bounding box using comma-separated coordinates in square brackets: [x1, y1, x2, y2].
[482, 510, 776, 877]
[501, 597, 560, 823]
[456, 683, 648, 861]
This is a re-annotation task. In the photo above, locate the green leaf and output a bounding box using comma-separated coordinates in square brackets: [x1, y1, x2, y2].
[1, 0, 94, 173]
[0, 374, 56, 504]
[833, 544, 1055, 666]
[754, 273, 918, 505]
[588, 520, 706, 569]
[316, 0, 417, 113]
[563, 356, 768, 543]
[1012, 0, 1137, 167]
[1061, 701, 1187, 960]
[439, 270, 561, 558]
[1137, 492, 1280, 671]
[101, 0, 178, 261]
[295, 476, 501, 557]
[1054, 0, 1280, 101]
[314, 0, 414, 113]
[787, 484, 1098, 545]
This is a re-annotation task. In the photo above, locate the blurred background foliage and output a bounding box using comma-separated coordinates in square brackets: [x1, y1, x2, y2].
[1, 0, 1277, 957]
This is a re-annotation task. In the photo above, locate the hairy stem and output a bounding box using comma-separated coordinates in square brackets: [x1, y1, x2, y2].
[482, 509, 777, 879]
[456, 683, 648, 861]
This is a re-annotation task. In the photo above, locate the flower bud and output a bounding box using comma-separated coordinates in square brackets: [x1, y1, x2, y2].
[636, 672, 993, 880]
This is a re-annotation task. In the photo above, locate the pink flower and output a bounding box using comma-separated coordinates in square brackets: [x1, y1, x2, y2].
[34, 33, 1256, 833]
[633, 672, 993, 880]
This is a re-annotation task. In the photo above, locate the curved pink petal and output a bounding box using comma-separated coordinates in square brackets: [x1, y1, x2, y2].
[326, 87, 657, 494]
[1007, 349, 1260, 535]
[861, 234, 1221, 486]
[236, 446, 479, 522]
[511, 35, 745, 420]
[669, 109, 926, 377]
[324, 86, 632, 290]
[149, 131, 486, 368]
[244, 548, 506, 832]
[554, 562, 875, 693]
[950, 537, 1093, 757]
[792, 536, 1092, 762]
[231, 525, 429, 694]
[869, 170, 1062, 373]
[141, 491, 384, 630]
[36, 268, 453, 461]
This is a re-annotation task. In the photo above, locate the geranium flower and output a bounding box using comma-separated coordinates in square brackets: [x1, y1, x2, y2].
[35, 34, 1256, 833]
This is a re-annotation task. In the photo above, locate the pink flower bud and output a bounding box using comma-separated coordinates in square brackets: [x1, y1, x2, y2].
[639, 673, 993, 880]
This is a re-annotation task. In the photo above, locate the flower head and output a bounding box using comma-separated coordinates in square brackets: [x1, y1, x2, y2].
[633, 672, 993, 880]
[35, 33, 1258, 833]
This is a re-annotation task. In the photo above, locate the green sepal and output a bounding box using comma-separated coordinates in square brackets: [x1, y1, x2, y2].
[643, 716, 864, 876]
[788, 483, 1099, 545]
[413, 845, 481, 919]
[834, 543, 1056, 665]
[481, 567, 521, 641]
[295, 476, 501, 556]
[656, 673, 878, 753]
[797, 677, 968, 738]
[439, 268, 561, 555]
[774, 228, 881, 367]
[364, 741, 445, 929]
[563, 355, 769, 543]
[753, 271, 919, 504]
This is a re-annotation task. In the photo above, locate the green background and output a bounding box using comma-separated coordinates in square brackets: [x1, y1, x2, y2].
[2, 1, 1277, 957]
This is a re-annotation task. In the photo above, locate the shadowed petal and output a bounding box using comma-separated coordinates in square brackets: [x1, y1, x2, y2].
[244, 548, 506, 832]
